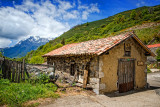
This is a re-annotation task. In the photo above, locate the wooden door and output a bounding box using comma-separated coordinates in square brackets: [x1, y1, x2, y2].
[118, 59, 135, 93]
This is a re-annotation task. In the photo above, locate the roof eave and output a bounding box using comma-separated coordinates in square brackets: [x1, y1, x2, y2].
[42, 53, 98, 58]
[132, 34, 156, 57]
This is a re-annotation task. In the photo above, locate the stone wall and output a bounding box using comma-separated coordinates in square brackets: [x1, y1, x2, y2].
[47, 55, 100, 93]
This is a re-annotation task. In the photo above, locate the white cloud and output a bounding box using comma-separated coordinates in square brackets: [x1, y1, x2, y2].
[0, 0, 100, 48]
[78, 2, 100, 20]
[0, 7, 35, 39]
[136, 0, 146, 7]
[0, 37, 12, 48]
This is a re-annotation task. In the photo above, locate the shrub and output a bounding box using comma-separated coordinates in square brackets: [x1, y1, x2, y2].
[147, 68, 151, 73]
[29, 56, 44, 64]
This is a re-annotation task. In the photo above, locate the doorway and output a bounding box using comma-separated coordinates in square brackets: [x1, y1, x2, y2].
[118, 59, 135, 93]
[70, 63, 76, 76]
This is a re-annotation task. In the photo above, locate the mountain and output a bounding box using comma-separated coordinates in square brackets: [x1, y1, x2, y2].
[19, 5, 160, 64]
[2, 36, 50, 58]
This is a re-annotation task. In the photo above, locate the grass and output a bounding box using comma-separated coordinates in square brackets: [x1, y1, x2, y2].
[0, 79, 59, 107]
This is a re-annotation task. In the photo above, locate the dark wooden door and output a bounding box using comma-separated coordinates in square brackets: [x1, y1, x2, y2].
[118, 59, 135, 93]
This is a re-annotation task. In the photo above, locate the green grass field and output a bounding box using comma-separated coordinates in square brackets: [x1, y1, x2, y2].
[0, 79, 59, 107]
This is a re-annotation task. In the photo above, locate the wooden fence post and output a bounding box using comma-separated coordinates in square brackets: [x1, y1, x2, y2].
[2, 57, 6, 79]
[12, 61, 15, 82]
[15, 61, 18, 82]
[8, 60, 11, 80]
[22, 59, 25, 81]
[18, 62, 20, 83]
[5, 59, 9, 79]
[21, 62, 22, 80]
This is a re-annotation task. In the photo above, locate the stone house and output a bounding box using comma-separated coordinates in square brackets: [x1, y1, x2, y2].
[43, 32, 154, 94]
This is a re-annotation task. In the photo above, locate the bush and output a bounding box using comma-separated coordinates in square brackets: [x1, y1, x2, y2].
[29, 56, 44, 64]
[44, 83, 58, 92]
[38, 73, 50, 84]
[29, 73, 50, 84]
[147, 68, 151, 73]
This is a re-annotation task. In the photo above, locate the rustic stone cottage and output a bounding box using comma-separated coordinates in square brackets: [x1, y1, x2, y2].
[43, 32, 155, 94]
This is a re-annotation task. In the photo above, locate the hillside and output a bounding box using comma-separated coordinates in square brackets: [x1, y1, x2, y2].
[18, 5, 160, 64]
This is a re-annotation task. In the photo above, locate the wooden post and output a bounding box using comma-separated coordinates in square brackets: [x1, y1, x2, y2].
[22, 59, 25, 81]
[83, 70, 88, 88]
[12, 62, 15, 82]
[8, 61, 11, 80]
[5, 59, 9, 79]
[21, 62, 22, 80]
[15, 61, 18, 82]
[2, 57, 6, 79]
[17, 62, 20, 83]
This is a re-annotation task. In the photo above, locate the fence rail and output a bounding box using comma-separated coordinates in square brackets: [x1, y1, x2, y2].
[0, 57, 29, 82]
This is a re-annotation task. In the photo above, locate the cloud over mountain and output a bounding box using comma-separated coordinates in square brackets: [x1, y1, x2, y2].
[0, 0, 100, 48]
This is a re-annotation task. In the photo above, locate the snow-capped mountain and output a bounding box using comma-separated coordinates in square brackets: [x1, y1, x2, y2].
[2, 36, 51, 58]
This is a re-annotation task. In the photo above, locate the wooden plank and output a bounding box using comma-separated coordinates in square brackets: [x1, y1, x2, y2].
[2, 57, 6, 78]
[22, 59, 25, 81]
[5, 59, 9, 79]
[20, 62, 22, 80]
[8, 61, 11, 80]
[83, 70, 88, 88]
[15, 62, 18, 82]
[12, 62, 15, 82]
[18, 62, 20, 83]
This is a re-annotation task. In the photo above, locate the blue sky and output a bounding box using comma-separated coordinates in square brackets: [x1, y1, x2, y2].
[0, 0, 159, 48]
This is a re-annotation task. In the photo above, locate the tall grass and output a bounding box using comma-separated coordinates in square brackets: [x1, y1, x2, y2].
[0, 79, 59, 107]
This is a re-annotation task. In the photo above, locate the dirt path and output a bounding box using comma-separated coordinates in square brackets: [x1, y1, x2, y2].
[40, 72, 160, 107]
[147, 71, 160, 87]
[41, 90, 160, 107]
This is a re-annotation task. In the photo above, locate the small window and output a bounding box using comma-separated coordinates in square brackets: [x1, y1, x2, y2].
[124, 43, 131, 56]
[125, 51, 131, 56]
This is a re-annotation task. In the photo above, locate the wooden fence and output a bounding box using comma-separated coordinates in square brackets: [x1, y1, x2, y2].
[0, 57, 29, 83]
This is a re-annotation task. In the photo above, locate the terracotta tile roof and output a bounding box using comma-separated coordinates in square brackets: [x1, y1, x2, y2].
[43, 32, 155, 57]
[147, 44, 160, 48]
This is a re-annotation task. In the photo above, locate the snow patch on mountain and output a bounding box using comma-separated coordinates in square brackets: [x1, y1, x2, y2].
[2, 36, 52, 58]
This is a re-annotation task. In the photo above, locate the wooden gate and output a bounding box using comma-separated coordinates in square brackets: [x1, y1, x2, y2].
[118, 59, 135, 93]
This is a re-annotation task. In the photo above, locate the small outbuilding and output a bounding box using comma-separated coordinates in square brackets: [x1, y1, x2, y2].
[43, 32, 155, 94]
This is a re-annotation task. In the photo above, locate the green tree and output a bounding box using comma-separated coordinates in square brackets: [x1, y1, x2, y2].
[130, 10, 136, 20]
[61, 38, 65, 45]
[29, 56, 44, 64]
[115, 14, 125, 24]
